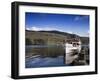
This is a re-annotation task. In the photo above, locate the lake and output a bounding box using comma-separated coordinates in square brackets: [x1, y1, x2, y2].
[25, 45, 89, 68]
[25, 45, 66, 68]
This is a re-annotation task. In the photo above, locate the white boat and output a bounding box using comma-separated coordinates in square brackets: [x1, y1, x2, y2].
[65, 38, 81, 64]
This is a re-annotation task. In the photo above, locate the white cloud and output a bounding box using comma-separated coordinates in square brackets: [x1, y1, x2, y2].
[26, 26, 58, 31]
[74, 16, 80, 21]
[67, 31, 73, 34]
[26, 27, 42, 31]
[74, 16, 89, 21]
[26, 26, 72, 33]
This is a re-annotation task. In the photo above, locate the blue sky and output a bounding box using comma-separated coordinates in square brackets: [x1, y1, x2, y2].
[25, 12, 89, 37]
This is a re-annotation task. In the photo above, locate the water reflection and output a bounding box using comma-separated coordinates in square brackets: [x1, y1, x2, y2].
[25, 45, 89, 68]
[26, 45, 65, 58]
[25, 45, 65, 68]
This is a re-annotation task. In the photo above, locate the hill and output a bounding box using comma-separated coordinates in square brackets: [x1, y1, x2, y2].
[26, 30, 89, 45]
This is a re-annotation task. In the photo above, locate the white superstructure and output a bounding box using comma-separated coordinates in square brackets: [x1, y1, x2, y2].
[65, 38, 81, 64]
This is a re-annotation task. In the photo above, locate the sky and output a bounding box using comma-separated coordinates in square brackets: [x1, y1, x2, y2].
[25, 12, 89, 37]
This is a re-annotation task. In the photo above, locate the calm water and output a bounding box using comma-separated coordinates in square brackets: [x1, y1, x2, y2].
[26, 55, 66, 68]
[25, 45, 66, 68]
[25, 45, 89, 68]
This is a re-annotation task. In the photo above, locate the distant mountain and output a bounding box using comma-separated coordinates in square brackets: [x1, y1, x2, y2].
[26, 30, 89, 44]
[26, 30, 79, 38]
[80, 37, 89, 45]
[39, 30, 89, 44]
